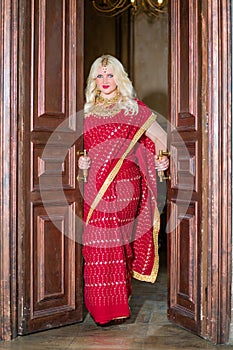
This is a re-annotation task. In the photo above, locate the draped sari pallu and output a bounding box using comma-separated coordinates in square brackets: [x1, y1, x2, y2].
[82, 101, 160, 324]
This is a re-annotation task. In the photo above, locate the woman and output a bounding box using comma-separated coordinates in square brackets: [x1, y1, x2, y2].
[78, 54, 169, 325]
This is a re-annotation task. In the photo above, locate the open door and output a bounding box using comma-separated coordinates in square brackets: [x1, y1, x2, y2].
[17, 0, 84, 334]
[167, 0, 202, 334]
[168, 0, 232, 342]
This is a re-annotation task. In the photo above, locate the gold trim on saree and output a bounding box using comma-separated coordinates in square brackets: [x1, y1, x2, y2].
[86, 112, 157, 224]
[132, 205, 160, 283]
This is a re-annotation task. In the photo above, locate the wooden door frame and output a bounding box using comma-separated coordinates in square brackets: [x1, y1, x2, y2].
[0, 0, 231, 343]
[0, 0, 19, 341]
[200, 0, 232, 344]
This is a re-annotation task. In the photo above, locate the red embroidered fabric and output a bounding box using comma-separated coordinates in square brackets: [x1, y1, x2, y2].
[82, 100, 159, 324]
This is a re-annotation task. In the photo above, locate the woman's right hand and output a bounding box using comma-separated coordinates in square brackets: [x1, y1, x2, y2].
[78, 156, 91, 170]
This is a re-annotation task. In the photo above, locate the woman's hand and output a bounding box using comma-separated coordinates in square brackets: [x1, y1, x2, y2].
[78, 156, 91, 170]
[155, 155, 169, 171]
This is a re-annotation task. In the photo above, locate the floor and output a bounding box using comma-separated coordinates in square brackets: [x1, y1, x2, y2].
[0, 250, 233, 350]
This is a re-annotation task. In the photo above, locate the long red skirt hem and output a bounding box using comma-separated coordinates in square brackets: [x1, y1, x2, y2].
[86, 303, 130, 325]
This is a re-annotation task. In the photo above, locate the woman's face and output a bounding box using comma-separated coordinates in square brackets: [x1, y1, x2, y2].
[95, 65, 117, 98]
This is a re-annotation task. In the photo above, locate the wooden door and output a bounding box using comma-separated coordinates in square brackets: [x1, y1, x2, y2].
[167, 0, 202, 334]
[17, 0, 84, 334]
[168, 1, 232, 342]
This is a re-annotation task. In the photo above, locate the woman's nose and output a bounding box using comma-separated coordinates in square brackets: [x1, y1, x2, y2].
[103, 75, 108, 83]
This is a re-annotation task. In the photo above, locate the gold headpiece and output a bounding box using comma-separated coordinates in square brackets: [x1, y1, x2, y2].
[101, 57, 109, 67]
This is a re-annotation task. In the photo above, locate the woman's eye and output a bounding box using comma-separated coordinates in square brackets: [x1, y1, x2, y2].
[108, 74, 114, 78]
[96, 74, 103, 79]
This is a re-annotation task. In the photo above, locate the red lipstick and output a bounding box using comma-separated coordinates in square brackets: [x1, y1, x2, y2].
[103, 85, 109, 89]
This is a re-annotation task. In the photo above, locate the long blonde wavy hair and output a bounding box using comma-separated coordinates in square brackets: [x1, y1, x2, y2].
[84, 55, 138, 115]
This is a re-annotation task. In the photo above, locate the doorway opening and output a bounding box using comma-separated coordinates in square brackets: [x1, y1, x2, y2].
[1, 0, 231, 344]
[84, 0, 169, 322]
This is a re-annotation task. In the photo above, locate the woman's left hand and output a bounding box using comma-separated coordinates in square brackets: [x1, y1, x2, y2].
[155, 155, 169, 171]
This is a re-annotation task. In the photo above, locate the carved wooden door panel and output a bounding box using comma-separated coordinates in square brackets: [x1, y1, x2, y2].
[18, 0, 84, 334]
[167, 0, 202, 334]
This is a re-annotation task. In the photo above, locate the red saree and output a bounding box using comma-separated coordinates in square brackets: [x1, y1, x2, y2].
[82, 100, 160, 324]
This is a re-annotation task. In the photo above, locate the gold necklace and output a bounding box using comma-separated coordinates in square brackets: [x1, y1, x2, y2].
[87, 103, 121, 118]
[95, 91, 120, 106]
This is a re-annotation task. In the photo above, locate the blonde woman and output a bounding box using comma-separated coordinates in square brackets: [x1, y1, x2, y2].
[79, 54, 168, 326]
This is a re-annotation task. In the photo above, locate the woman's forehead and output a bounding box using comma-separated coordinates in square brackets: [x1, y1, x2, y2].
[97, 65, 114, 74]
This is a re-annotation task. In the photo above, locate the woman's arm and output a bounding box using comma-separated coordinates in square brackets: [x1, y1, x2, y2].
[145, 120, 167, 151]
[145, 120, 169, 171]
